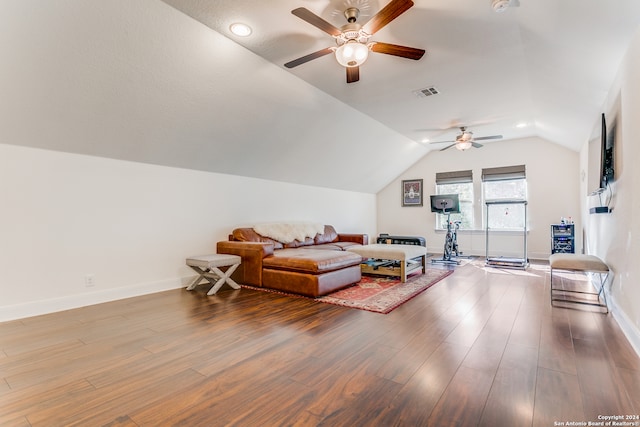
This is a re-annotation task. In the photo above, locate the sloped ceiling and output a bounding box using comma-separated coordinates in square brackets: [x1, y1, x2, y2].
[1, 0, 428, 193]
[2, 0, 639, 194]
[162, 0, 640, 151]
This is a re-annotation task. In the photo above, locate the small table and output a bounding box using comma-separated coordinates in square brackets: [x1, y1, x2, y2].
[186, 254, 242, 295]
[347, 244, 427, 282]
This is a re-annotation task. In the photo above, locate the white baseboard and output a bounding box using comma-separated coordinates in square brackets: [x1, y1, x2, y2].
[426, 249, 548, 261]
[609, 296, 640, 358]
[0, 277, 189, 322]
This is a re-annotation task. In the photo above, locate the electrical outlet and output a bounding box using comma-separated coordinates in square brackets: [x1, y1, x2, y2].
[84, 274, 95, 287]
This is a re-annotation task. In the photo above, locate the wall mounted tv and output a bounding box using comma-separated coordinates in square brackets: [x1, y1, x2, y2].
[601, 113, 615, 188]
[587, 113, 615, 194]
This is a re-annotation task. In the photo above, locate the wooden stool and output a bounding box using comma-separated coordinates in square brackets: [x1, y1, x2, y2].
[186, 254, 242, 295]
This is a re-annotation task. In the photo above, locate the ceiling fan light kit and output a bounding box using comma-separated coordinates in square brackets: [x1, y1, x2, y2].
[335, 41, 370, 67]
[455, 141, 473, 151]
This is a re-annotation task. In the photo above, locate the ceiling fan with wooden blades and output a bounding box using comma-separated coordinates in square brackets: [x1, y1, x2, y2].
[429, 127, 503, 151]
[284, 0, 425, 83]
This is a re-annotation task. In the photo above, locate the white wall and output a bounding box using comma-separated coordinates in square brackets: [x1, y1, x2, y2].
[579, 26, 640, 353]
[0, 144, 376, 321]
[377, 137, 580, 260]
[0, 0, 426, 195]
[0, 0, 390, 322]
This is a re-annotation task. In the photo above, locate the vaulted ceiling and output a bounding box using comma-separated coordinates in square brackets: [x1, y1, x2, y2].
[163, 0, 640, 150]
[2, 1, 639, 194]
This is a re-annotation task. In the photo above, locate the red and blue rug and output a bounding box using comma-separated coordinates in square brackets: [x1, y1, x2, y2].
[242, 268, 453, 314]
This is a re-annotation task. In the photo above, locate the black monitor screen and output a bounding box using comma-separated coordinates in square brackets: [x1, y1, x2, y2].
[430, 194, 460, 213]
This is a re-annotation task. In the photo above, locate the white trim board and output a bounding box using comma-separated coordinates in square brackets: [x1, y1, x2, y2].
[610, 296, 640, 358]
[0, 278, 188, 322]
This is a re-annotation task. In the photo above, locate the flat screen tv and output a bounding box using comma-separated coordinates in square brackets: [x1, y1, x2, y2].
[601, 113, 615, 188]
[430, 194, 460, 213]
[587, 113, 615, 194]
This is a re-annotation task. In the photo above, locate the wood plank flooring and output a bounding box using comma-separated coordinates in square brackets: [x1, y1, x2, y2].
[1, 259, 639, 426]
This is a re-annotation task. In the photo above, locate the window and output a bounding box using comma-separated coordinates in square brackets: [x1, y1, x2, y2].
[482, 165, 527, 230]
[435, 170, 473, 229]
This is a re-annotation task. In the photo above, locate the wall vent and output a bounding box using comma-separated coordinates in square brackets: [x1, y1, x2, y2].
[413, 86, 440, 98]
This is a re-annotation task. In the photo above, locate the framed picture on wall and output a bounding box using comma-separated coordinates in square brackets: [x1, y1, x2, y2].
[402, 179, 423, 207]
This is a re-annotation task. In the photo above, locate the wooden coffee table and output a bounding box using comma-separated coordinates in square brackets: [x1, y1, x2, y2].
[347, 244, 427, 282]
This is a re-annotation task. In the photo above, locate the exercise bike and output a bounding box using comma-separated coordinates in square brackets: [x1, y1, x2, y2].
[432, 215, 461, 265]
[430, 194, 468, 266]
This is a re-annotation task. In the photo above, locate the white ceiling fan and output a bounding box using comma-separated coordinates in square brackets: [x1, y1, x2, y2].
[429, 127, 503, 151]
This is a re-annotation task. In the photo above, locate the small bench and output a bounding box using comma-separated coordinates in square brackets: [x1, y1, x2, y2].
[186, 254, 242, 295]
[549, 253, 609, 312]
[347, 244, 427, 282]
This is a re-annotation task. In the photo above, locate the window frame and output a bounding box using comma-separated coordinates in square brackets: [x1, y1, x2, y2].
[481, 165, 528, 230]
[435, 170, 474, 230]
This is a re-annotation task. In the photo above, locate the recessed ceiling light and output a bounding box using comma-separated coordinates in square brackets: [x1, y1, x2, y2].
[516, 122, 528, 128]
[421, 138, 430, 143]
[229, 23, 252, 37]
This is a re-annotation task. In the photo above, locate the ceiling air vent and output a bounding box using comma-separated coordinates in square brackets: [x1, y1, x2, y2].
[414, 86, 440, 98]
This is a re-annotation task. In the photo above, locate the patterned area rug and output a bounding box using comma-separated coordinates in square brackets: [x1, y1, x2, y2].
[317, 269, 453, 313]
[241, 269, 453, 314]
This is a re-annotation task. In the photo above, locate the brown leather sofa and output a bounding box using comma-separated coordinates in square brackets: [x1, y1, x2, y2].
[216, 225, 368, 297]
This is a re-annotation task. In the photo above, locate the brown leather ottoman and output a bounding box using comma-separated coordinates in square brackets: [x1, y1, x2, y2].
[262, 248, 362, 297]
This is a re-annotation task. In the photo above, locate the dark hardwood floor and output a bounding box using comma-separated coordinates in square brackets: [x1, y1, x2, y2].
[1, 259, 639, 426]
